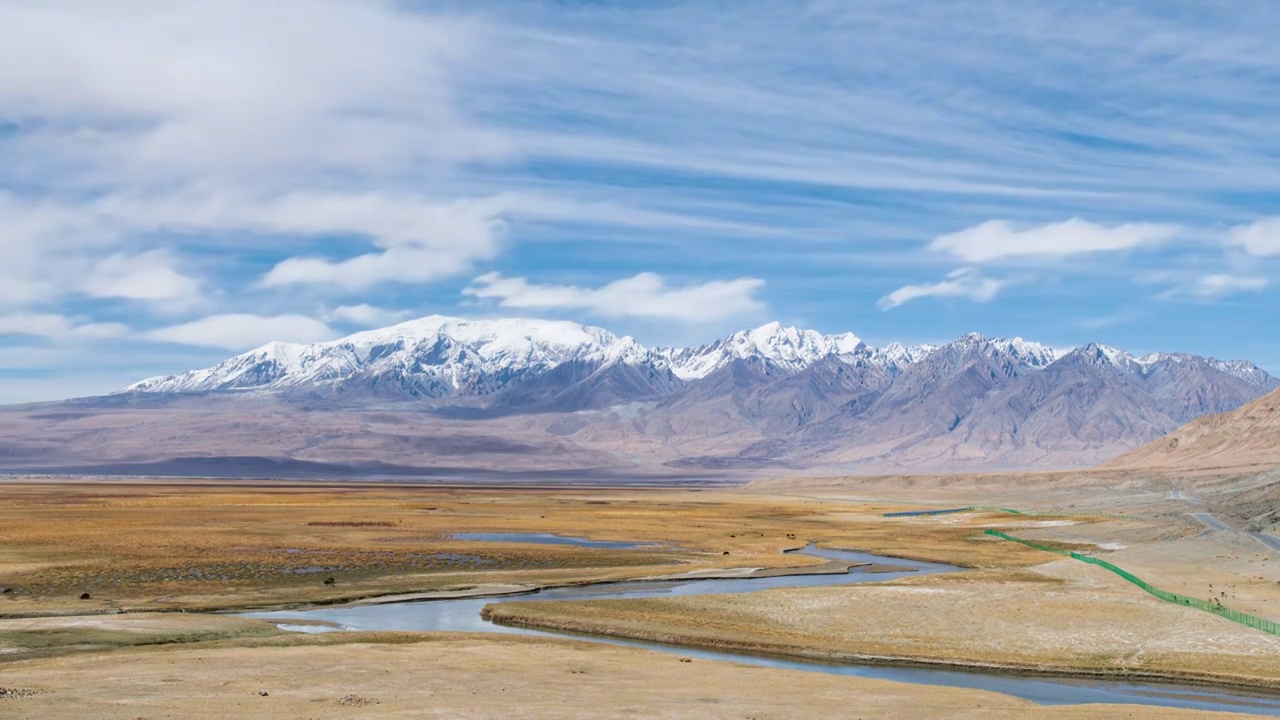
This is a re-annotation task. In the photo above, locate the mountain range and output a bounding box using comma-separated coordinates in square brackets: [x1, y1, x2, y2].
[1, 315, 1276, 476]
[1106, 386, 1280, 472]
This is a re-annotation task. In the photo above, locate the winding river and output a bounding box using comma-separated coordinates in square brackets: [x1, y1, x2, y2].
[241, 536, 1280, 715]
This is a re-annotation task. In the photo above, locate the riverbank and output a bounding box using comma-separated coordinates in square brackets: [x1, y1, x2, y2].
[0, 632, 1268, 719]
[482, 560, 1280, 693]
[9, 478, 1280, 715]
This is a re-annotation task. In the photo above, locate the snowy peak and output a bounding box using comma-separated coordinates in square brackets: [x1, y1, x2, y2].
[120, 316, 1277, 409]
[660, 322, 868, 380]
[920, 333, 1066, 377]
[992, 337, 1070, 368]
[125, 315, 637, 397]
[1059, 346, 1279, 391]
[873, 342, 938, 368]
[1210, 358, 1279, 388]
[340, 315, 620, 363]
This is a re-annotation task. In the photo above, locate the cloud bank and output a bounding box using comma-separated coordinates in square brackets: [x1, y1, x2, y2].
[465, 272, 766, 323]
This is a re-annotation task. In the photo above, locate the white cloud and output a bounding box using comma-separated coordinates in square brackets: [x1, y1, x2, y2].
[83, 250, 202, 303]
[877, 268, 1007, 310]
[464, 272, 766, 323]
[102, 191, 509, 291]
[264, 247, 483, 291]
[1178, 274, 1268, 300]
[328, 304, 415, 327]
[144, 314, 336, 350]
[0, 1, 505, 182]
[1227, 218, 1280, 256]
[0, 190, 515, 296]
[0, 2, 512, 317]
[6, 2, 1280, 403]
[0, 313, 130, 340]
[931, 218, 1179, 262]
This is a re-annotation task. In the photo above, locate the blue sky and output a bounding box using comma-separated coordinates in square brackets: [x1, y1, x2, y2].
[2, 1, 1280, 402]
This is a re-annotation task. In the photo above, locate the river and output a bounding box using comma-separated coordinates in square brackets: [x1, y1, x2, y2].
[241, 537, 1280, 715]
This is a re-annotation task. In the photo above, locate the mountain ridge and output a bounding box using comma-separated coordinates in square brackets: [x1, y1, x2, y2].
[1103, 387, 1280, 471]
[2, 314, 1272, 477]
[123, 315, 1077, 400]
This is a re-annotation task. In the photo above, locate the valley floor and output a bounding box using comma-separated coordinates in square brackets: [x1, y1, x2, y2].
[1, 632, 1261, 720]
[3, 474, 1280, 717]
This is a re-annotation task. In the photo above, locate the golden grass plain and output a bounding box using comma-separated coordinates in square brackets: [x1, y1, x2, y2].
[4, 478, 1280, 717]
[0, 632, 1266, 720]
[485, 558, 1280, 690]
[0, 481, 1050, 617]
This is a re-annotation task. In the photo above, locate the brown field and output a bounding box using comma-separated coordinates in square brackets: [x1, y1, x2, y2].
[0, 632, 1262, 720]
[0, 612, 282, 662]
[0, 480, 1051, 617]
[4, 477, 1280, 717]
[486, 558, 1280, 689]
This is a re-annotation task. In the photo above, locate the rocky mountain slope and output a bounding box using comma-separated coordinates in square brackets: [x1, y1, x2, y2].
[1104, 387, 1280, 471]
[1, 315, 1274, 476]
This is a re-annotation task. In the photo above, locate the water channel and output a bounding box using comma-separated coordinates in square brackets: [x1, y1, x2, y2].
[241, 536, 1280, 715]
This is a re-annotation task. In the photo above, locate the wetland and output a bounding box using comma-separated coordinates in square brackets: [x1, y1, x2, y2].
[4, 478, 1280, 718]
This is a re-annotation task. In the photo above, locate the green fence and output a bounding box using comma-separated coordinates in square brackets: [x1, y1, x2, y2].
[969, 506, 1135, 520]
[984, 530, 1280, 637]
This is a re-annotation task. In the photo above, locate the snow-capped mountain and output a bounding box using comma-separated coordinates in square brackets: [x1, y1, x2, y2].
[657, 322, 870, 380]
[124, 316, 1055, 400]
[3, 314, 1272, 478]
[123, 316, 1267, 413]
[125, 316, 649, 399]
[1210, 358, 1277, 386]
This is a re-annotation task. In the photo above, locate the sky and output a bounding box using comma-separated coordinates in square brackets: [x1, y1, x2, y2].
[2, 0, 1280, 402]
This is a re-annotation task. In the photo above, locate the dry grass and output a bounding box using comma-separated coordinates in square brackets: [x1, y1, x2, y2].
[0, 481, 1051, 614]
[0, 613, 281, 662]
[0, 632, 1261, 719]
[486, 557, 1280, 689]
[7, 479, 1280, 709]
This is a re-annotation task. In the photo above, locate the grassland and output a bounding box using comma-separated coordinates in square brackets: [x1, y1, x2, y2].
[477, 482, 1280, 690]
[0, 613, 282, 662]
[0, 632, 1262, 720]
[5, 477, 1280, 717]
[486, 559, 1280, 689]
[0, 480, 1048, 616]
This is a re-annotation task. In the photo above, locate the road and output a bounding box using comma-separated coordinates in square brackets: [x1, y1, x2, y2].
[1248, 531, 1280, 552]
[1188, 512, 1280, 552]
[1188, 512, 1231, 531]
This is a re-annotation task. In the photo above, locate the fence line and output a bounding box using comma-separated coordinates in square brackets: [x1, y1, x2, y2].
[882, 507, 970, 518]
[970, 507, 1137, 520]
[984, 530, 1280, 637]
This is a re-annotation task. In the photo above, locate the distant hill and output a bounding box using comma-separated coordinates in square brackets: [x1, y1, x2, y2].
[1103, 388, 1280, 471]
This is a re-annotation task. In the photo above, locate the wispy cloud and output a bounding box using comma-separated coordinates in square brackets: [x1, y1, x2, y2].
[1227, 218, 1280, 256]
[877, 268, 1008, 310]
[0, 313, 129, 341]
[1072, 309, 1144, 331]
[930, 219, 1180, 262]
[1166, 274, 1269, 300]
[327, 305, 416, 328]
[83, 250, 203, 305]
[144, 314, 336, 350]
[3, 1, 1280, 395]
[464, 272, 766, 323]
